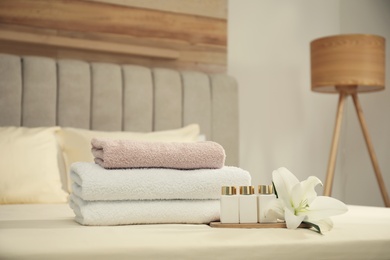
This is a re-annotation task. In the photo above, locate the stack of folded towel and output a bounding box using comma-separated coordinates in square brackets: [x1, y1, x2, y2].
[69, 139, 251, 226]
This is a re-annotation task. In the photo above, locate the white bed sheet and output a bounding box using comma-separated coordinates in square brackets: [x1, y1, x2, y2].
[0, 204, 390, 259]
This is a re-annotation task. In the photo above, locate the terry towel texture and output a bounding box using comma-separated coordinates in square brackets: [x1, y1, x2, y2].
[70, 162, 251, 201]
[91, 139, 226, 169]
[69, 194, 219, 225]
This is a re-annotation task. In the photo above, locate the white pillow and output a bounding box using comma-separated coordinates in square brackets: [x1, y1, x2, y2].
[0, 127, 68, 204]
[56, 124, 200, 191]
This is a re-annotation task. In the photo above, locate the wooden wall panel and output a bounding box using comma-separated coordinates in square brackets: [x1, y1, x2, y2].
[87, 0, 227, 19]
[0, 0, 227, 73]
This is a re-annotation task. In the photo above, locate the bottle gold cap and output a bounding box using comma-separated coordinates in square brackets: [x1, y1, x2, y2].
[240, 186, 255, 195]
[221, 186, 237, 195]
[258, 185, 274, 194]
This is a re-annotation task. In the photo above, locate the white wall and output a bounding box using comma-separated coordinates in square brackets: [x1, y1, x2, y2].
[228, 0, 390, 206]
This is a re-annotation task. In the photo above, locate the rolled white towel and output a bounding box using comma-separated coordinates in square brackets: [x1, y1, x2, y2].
[70, 162, 251, 201]
[69, 194, 220, 225]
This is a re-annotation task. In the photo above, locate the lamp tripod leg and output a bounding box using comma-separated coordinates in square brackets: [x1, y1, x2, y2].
[324, 92, 347, 196]
[351, 93, 390, 207]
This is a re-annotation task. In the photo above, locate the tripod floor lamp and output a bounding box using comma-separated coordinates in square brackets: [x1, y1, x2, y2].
[310, 34, 390, 207]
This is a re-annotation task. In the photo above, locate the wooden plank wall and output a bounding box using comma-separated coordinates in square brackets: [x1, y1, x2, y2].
[0, 0, 227, 73]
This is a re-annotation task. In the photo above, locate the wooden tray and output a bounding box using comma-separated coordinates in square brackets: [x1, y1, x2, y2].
[209, 222, 311, 229]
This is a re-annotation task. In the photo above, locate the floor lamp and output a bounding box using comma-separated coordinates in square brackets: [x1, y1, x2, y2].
[310, 34, 390, 207]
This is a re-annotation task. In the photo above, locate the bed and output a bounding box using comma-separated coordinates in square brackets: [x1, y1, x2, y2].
[1, 53, 390, 259]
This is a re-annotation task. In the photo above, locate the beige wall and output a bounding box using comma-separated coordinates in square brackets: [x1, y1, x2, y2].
[340, 0, 390, 206]
[229, 0, 390, 206]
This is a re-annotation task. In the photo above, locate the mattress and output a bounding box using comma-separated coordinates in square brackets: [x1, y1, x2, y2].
[1, 204, 389, 259]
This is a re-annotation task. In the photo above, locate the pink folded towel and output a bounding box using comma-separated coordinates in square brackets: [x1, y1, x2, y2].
[91, 139, 226, 169]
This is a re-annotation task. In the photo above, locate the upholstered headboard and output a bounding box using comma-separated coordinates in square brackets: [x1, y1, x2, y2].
[0, 53, 238, 165]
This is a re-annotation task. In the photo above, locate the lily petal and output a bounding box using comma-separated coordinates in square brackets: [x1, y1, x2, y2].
[291, 182, 304, 209]
[284, 206, 306, 229]
[300, 176, 322, 205]
[272, 167, 299, 203]
[310, 218, 334, 232]
[265, 199, 285, 221]
[303, 196, 348, 221]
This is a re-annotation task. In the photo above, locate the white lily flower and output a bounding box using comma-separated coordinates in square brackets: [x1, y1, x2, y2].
[268, 167, 348, 232]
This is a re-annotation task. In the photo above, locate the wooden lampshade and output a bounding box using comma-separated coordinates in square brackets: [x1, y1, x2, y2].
[310, 34, 385, 93]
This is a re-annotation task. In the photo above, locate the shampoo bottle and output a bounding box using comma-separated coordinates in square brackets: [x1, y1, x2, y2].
[258, 185, 277, 223]
[239, 186, 258, 223]
[220, 186, 239, 224]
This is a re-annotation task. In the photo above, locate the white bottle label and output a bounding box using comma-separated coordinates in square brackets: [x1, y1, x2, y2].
[220, 195, 239, 224]
[258, 194, 277, 223]
[239, 195, 258, 223]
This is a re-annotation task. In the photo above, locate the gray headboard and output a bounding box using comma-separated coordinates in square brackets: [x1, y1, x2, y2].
[0, 53, 239, 165]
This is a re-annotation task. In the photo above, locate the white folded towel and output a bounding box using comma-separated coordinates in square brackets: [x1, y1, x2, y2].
[69, 194, 220, 225]
[70, 162, 251, 201]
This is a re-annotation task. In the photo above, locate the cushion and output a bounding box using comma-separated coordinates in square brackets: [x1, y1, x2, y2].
[56, 124, 200, 191]
[0, 127, 68, 204]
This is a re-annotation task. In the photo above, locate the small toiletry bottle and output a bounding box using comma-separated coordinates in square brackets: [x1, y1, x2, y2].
[258, 185, 277, 223]
[239, 186, 258, 223]
[220, 186, 239, 224]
